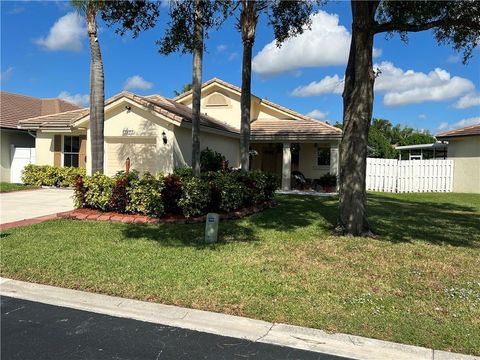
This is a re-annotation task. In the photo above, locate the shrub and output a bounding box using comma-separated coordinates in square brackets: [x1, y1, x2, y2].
[318, 173, 337, 188]
[178, 177, 210, 217]
[83, 173, 115, 211]
[214, 173, 244, 212]
[22, 164, 85, 187]
[200, 148, 225, 172]
[73, 175, 85, 209]
[173, 166, 193, 179]
[162, 174, 183, 215]
[126, 173, 164, 217]
[109, 177, 130, 213]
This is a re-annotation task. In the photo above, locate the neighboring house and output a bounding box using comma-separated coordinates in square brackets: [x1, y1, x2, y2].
[0, 91, 79, 183]
[395, 142, 448, 160]
[18, 78, 342, 190]
[436, 124, 480, 193]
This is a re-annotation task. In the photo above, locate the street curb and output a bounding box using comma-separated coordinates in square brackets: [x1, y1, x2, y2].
[0, 278, 477, 360]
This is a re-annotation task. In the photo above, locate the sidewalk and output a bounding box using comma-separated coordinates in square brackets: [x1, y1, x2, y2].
[0, 278, 476, 360]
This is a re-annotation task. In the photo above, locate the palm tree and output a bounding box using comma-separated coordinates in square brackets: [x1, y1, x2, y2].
[238, 1, 265, 171]
[72, 0, 105, 174]
[191, 0, 204, 177]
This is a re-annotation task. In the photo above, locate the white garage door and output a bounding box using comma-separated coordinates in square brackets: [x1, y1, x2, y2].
[11, 147, 36, 183]
[105, 137, 157, 176]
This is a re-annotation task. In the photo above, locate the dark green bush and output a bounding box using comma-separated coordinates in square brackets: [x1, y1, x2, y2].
[178, 177, 210, 217]
[73, 168, 278, 218]
[318, 173, 337, 188]
[22, 164, 86, 187]
[126, 173, 164, 217]
[173, 166, 193, 178]
[200, 148, 225, 172]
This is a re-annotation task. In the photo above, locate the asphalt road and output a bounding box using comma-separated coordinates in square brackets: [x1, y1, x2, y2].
[1, 296, 351, 360]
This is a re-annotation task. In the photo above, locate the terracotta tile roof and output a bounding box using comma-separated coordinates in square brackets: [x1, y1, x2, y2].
[174, 77, 342, 135]
[251, 119, 342, 140]
[436, 124, 480, 138]
[0, 91, 80, 129]
[19, 91, 239, 136]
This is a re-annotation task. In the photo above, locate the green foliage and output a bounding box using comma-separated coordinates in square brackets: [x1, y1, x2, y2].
[173, 167, 193, 178]
[22, 165, 86, 187]
[376, 1, 480, 63]
[173, 83, 192, 97]
[74, 169, 278, 218]
[318, 173, 337, 188]
[83, 173, 115, 211]
[178, 177, 210, 217]
[126, 173, 164, 217]
[368, 127, 398, 159]
[200, 147, 225, 172]
[157, 0, 233, 55]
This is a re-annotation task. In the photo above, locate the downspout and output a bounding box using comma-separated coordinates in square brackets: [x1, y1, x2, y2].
[27, 130, 36, 138]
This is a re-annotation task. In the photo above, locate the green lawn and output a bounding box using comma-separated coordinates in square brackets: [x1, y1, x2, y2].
[1, 193, 479, 354]
[0, 182, 38, 193]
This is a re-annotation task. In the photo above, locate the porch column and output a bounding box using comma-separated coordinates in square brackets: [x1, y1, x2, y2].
[330, 143, 339, 175]
[282, 142, 291, 190]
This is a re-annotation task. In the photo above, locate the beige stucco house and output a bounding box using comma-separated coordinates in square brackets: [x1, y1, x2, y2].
[18, 78, 342, 190]
[436, 124, 480, 193]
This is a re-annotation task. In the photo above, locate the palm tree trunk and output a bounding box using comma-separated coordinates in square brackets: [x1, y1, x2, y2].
[239, 0, 257, 172]
[191, 0, 204, 177]
[336, 1, 379, 236]
[87, 3, 104, 174]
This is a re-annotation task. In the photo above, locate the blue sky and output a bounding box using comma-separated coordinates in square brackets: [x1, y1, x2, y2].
[1, 1, 479, 134]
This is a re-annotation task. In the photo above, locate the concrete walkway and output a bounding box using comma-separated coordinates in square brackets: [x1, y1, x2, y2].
[0, 188, 74, 225]
[1, 278, 475, 360]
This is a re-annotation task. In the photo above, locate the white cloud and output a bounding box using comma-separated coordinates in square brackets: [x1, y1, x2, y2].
[306, 109, 328, 120]
[123, 75, 154, 91]
[35, 12, 86, 52]
[216, 44, 227, 53]
[372, 48, 383, 58]
[453, 92, 480, 109]
[291, 62, 475, 107]
[437, 117, 480, 132]
[375, 62, 475, 106]
[446, 55, 460, 64]
[58, 91, 89, 107]
[0, 67, 14, 83]
[252, 11, 381, 76]
[227, 52, 238, 61]
[291, 75, 344, 97]
[418, 114, 427, 120]
[7, 5, 25, 15]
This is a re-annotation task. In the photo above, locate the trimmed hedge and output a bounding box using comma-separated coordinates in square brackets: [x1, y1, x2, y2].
[74, 169, 279, 218]
[22, 164, 86, 187]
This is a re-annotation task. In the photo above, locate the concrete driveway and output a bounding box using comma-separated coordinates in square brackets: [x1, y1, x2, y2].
[0, 188, 74, 225]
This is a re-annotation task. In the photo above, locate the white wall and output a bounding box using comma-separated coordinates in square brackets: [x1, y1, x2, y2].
[0, 129, 35, 182]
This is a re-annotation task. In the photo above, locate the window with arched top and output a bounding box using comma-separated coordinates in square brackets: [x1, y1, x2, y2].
[205, 93, 229, 107]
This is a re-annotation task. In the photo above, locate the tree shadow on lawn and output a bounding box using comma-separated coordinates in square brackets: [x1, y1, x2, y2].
[367, 193, 480, 248]
[121, 220, 259, 249]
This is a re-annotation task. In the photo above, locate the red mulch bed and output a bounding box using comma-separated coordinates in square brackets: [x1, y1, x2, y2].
[59, 202, 275, 225]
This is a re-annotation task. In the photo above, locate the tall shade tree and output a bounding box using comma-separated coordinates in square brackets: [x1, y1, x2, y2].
[158, 0, 232, 177]
[337, 0, 480, 236]
[237, 0, 317, 171]
[72, 0, 106, 174]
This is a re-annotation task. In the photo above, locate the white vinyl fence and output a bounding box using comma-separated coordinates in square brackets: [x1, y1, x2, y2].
[366, 158, 453, 193]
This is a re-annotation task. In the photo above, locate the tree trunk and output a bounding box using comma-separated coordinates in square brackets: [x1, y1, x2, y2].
[87, 3, 105, 174]
[191, 0, 204, 177]
[336, 1, 379, 236]
[239, 0, 257, 172]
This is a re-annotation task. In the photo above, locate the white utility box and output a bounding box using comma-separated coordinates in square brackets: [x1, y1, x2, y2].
[205, 213, 219, 243]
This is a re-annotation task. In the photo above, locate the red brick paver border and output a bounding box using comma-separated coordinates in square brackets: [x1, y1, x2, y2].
[0, 202, 275, 230]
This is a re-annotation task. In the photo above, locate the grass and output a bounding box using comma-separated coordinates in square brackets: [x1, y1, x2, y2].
[0, 182, 38, 193]
[1, 193, 479, 354]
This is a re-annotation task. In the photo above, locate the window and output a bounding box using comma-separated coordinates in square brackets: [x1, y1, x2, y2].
[64, 136, 80, 167]
[317, 148, 330, 166]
